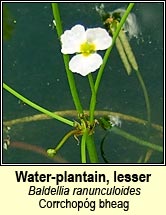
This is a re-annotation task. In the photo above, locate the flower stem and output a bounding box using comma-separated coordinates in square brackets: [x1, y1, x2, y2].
[135, 69, 151, 128]
[86, 135, 99, 163]
[95, 3, 135, 92]
[51, 3, 83, 115]
[81, 129, 88, 163]
[89, 3, 135, 126]
[88, 73, 96, 123]
[3, 83, 74, 127]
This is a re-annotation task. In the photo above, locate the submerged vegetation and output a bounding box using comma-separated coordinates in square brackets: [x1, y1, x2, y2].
[3, 3, 163, 163]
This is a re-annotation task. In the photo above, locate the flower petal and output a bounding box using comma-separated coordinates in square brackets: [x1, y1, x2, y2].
[69, 53, 103, 76]
[86, 27, 112, 50]
[61, 25, 86, 54]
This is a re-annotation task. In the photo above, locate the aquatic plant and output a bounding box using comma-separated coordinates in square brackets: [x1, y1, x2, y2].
[3, 3, 163, 163]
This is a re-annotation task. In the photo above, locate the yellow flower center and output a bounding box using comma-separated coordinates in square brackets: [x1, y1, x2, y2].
[80, 42, 96, 56]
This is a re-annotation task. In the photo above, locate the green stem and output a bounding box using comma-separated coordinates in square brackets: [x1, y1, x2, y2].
[135, 69, 151, 127]
[89, 3, 135, 121]
[95, 3, 135, 92]
[52, 3, 96, 163]
[51, 3, 83, 114]
[3, 83, 74, 127]
[88, 73, 96, 123]
[111, 127, 162, 152]
[81, 129, 88, 163]
[55, 130, 77, 152]
[86, 135, 99, 163]
[47, 129, 77, 157]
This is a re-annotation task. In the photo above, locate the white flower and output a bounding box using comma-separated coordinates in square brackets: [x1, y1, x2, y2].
[61, 24, 112, 76]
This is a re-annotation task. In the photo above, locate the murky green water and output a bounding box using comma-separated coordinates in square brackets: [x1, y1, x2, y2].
[3, 2, 163, 164]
